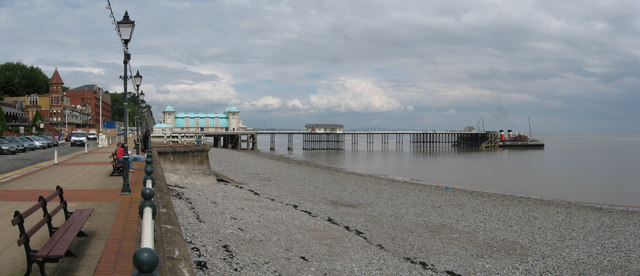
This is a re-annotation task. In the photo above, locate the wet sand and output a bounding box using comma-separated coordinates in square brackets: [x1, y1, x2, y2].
[163, 148, 640, 275]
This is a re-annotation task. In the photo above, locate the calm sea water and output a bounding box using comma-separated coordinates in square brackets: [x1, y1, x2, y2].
[255, 133, 640, 207]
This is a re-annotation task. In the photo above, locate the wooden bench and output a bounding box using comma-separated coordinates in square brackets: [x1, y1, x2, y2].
[11, 186, 94, 276]
[110, 152, 123, 176]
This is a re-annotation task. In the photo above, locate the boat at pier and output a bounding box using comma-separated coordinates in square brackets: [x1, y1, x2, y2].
[498, 129, 545, 148]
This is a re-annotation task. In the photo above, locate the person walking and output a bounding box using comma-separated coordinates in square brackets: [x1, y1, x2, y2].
[141, 129, 150, 153]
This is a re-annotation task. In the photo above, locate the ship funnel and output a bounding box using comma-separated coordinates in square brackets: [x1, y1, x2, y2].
[508, 129, 513, 139]
[499, 129, 505, 140]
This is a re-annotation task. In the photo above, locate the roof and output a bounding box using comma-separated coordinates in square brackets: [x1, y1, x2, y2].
[164, 105, 175, 112]
[1, 105, 27, 115]
[152, 123, 172, 128]
[70, 84, 98, 91]
[49, 69, 64, 85]
[175, 112, 227, 118]
[305, 124, 344, 129]
[225, 106, 239, 113]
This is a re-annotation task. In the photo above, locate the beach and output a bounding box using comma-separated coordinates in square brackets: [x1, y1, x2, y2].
[163, 148, 640, 275]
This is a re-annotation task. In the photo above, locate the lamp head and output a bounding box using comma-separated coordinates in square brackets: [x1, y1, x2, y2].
[117, 11, 135, 44]
[133, 70, 143, 89]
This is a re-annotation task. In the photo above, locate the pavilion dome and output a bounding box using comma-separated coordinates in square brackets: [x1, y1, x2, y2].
[164, 105, 175, 112]
[225, 106, 239, 113]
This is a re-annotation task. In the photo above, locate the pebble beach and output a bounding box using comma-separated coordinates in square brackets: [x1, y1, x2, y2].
[162, 148, 640, 275]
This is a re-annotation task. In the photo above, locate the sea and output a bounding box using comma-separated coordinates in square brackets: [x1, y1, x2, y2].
[255, 133, 640, 208]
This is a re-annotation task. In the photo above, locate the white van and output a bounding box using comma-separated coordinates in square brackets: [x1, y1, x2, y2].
[87, 130, 97, 140]
[70, 131, 87, 146]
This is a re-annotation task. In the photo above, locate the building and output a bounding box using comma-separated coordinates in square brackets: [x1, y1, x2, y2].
[153, 105, 245, 134]
[305, 124, 344, 133]
[4, 68, 93, 134]
[0, 101, 29, 131]
[68, 84, 112, 129]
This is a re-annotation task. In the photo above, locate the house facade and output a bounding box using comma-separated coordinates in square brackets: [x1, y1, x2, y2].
[68, 84, 112, 128]
[4, 69, 93, 133]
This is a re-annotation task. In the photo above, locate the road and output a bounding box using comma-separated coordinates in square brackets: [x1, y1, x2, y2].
[0, 140, 101, 175]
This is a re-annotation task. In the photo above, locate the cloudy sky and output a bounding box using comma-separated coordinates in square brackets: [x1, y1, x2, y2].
[1, 0, 638, 133]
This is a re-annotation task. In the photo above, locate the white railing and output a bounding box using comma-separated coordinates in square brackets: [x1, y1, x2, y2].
[140, 178, 154, 249]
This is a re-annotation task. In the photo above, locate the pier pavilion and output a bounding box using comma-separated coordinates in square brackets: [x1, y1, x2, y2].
[153, 105, 245, 134]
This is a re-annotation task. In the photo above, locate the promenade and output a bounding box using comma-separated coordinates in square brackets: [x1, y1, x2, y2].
[0, 141, 148, 275]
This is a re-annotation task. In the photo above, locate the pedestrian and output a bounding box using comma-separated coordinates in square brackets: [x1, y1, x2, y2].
[141, 129, 150, 153]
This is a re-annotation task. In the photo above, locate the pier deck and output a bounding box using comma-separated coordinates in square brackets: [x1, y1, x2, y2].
[152, 131, 499, 151]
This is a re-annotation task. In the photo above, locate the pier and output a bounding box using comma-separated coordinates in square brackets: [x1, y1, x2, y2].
[152, 130, 499, 151]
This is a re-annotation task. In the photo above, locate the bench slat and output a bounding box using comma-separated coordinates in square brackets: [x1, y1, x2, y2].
[49, 203, 63, 218]
[34, 208, 93, 259]
[44, 190, 60, 203]
[12, 201, 45, 226]
[19, 216, 50, 246]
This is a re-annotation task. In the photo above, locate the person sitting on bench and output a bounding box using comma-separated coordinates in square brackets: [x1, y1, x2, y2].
[116, 143, 146, 173]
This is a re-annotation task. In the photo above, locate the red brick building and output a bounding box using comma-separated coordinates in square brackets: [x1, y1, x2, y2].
[67, 84, 112, 129]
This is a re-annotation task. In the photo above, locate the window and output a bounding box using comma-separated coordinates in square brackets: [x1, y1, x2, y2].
[29, 96, 39, 106]
[205, 118, 210, 127]
[195, 117, 200, 127]
[185, 117, 190, 127]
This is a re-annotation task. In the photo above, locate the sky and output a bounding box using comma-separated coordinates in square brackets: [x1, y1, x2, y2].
[1, 0, 638, 133]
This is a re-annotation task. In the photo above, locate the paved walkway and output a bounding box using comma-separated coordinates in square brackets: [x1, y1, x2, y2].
[0, 141, 147, 275]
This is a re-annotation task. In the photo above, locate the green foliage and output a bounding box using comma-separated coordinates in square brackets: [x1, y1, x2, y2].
[32, 110, 44, 135]
[0, 62, 49, 97]
[109, 91, 145, 127]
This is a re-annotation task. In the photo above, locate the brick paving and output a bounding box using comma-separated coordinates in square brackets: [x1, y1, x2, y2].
[0, 141, 147, 275]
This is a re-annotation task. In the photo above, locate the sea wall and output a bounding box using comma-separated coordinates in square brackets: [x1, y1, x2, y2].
[152, 146, 213, 276]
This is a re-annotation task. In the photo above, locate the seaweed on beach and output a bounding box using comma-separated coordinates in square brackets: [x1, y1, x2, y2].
[168, 183, 204, 223]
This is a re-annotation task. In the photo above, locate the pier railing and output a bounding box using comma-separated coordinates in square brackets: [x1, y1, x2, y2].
[150, 130, 498, 151]
[265, 131, 497, 151]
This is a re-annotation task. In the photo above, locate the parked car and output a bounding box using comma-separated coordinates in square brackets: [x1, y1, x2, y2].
[87, 130, 97, 140]
[24, 136, 48, 149]
[70, 131, 87, 146]
[0, 139, 17, 154]
[0, 136, 26, 152]
[18, 136, 37, 151]
[34, 136, 51, 148]
[41, 135, 59, 147]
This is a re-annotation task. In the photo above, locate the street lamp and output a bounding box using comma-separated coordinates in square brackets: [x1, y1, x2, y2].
[63, 92, 68, 137]
[133, 72, 143, 154]
[140, 98, 147, 129]
[118, 10, 135, 194]
[139, 90, 145, 127]
[134, 70, 143, 88]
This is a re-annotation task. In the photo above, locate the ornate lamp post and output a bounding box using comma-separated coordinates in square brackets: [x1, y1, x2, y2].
[133, 71, 143, 154]
[118, 11, 135, 194]
[139, 91, 146, 128]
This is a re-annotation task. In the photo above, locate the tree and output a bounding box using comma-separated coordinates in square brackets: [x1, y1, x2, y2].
[0, 62, 49, 98]
[32, 110, 44, 135]
[109, 91, 143, 127]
